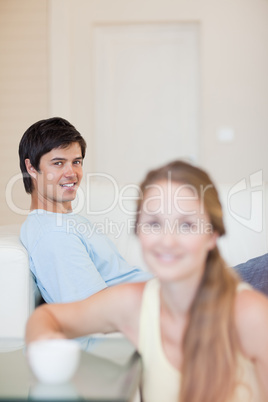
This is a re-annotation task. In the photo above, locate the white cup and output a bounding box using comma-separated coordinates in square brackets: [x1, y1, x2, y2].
[27, 339, 81, 384]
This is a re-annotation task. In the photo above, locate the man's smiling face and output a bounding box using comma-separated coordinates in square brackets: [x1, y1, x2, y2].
[32, 142, 83, 212]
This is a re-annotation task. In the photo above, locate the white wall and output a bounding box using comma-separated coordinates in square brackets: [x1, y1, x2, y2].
[93, 23, 200, 183]
[48, 0, 268, 183]
[1, 0, 268, 224]
[0, 0, 48, 224]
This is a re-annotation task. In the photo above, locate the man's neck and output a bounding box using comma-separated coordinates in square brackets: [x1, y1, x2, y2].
[30, 194, 72, 214]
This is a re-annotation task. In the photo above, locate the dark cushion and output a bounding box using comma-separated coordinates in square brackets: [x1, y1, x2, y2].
[234, 253, 268, 296]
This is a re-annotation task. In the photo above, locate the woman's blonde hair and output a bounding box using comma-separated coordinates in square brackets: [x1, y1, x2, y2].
[136, 160, 240, 402]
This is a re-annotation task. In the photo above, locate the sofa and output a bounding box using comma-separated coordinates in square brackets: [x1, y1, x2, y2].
[0, 180, 267, 352]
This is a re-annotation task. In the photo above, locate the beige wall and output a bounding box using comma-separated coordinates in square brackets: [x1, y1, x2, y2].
[1, 0, 268, 224]
[0, 0, 48, 224]
[52, 0, 268, 184]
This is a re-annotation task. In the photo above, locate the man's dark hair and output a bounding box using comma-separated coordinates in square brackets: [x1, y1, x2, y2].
[19, 117, 87, 194]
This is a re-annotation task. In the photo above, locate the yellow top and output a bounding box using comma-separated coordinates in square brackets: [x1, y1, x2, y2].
[138, 279, 265, 402]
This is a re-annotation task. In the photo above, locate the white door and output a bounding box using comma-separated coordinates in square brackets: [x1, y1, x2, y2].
[49, 1, 200, 185]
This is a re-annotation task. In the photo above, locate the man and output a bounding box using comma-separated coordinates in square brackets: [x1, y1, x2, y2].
[19, 117, 151, 304]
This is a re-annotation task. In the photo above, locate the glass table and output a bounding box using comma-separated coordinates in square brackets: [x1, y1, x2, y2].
[0, 336, 141, 401]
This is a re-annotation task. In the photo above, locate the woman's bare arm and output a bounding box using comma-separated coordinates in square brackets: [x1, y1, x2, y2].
[25, 282, 145, 346]
[235, 289, 268, 397]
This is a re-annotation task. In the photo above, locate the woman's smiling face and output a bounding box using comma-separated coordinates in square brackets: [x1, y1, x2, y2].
[137, 180, 218, 283]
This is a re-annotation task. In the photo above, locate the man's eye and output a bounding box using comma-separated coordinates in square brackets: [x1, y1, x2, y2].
[73, 160, 82, 165]
[54, 161, 63, 166]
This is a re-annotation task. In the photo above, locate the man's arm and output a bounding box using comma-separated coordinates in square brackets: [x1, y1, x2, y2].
[93, 234, 153, 285]
[30, 231, 107, 303]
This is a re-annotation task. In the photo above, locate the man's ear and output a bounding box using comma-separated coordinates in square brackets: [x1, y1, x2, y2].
[25, 159, 37, 179]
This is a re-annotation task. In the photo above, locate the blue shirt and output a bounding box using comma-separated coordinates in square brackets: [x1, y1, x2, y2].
[20, 210, 151, 303]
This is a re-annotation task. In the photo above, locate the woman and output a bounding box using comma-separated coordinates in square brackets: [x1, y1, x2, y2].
[26, 160, 268, 402]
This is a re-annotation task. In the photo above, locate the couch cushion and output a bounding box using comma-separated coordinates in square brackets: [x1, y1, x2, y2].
[234, 253, 268, 296]
[0, 228, 33, 342]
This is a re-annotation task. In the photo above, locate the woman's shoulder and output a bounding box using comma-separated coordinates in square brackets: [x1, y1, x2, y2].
[117, 281, 147, 299]
[235, 283, 268, 319]
[234, 284, 268, 360]
[109, 281, 147, 346]
[113, 282, 148, 318]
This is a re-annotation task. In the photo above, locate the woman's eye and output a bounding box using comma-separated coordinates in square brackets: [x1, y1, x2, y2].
[138, 221, 162, 234]
[179, 221, 195, 233]
[182, 222, 191, 227]
[147, 222, 162, 232]
[148, 221, 161, 227]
